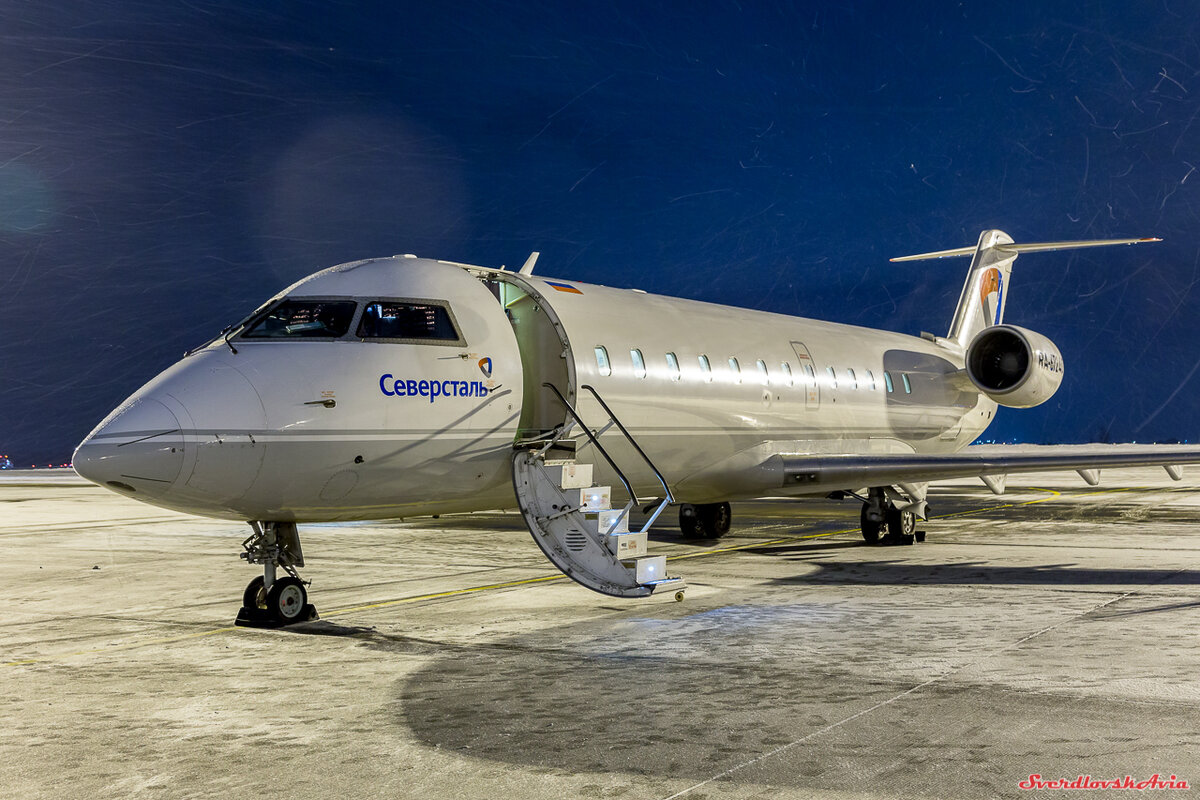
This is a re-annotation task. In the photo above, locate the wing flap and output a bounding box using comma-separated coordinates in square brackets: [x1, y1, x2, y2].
[775, 444, 1200, 493]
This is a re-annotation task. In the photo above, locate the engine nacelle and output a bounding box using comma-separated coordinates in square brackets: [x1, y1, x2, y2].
[965, 325, 1064, 408]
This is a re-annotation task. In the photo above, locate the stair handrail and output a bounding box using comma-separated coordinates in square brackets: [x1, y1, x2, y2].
[580, 384, 675, 504]
[540, 383, 639, 505]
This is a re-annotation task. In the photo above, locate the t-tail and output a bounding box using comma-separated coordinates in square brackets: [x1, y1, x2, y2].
[891, 230, 1161, 349]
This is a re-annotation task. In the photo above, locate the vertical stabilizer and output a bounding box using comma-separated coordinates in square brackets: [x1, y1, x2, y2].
[947, 229, 1015, 347]
[889, 230, 1160, 350]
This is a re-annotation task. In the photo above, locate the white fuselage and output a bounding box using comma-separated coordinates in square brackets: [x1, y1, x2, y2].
[73, 256, 997, 521]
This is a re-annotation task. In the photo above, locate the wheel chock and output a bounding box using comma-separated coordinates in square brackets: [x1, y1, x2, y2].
[234, 603, 320, 628]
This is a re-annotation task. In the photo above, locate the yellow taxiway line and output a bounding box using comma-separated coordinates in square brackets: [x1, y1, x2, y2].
[5, 484, 1092, 667]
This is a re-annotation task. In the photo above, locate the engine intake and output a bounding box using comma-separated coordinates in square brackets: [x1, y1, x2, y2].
[965, 325, 1064, 408]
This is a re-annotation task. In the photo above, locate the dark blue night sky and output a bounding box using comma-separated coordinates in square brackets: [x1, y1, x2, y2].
[4, 2, 1200, 465]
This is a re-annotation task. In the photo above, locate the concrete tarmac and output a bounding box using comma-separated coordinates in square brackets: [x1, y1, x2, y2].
[2, 468, 1199, 799]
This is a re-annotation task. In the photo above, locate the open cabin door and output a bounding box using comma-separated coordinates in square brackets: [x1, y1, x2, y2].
[478, 274, 574, 441]
[473, 268, 685, 600]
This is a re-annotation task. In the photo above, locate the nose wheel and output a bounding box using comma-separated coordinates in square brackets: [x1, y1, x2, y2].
[236, 522, 319, 627]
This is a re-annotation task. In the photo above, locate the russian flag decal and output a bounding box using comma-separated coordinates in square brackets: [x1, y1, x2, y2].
[545, 280, 583, 295]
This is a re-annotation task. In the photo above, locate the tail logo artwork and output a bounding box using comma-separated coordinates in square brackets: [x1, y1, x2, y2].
[478, 357, 493, 378]
[979, 267, 1004, 324]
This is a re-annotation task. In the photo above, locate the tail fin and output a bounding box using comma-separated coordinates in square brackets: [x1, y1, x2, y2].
[891, 230, 1160, 349]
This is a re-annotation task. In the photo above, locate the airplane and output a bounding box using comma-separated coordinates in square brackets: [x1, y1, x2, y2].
[71, 229, 1200, 626]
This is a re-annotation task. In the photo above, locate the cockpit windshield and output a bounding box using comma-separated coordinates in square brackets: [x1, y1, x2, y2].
[357, 300, 463, 344]
[241, 300, 357, 338]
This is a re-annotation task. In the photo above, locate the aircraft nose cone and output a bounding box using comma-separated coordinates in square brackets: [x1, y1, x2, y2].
[73, 397, 185, 493]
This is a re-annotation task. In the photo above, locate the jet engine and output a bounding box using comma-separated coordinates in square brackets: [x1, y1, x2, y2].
[965, 325, 1064, 408]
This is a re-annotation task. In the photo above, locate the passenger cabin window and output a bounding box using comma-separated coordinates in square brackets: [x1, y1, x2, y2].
[866, 370, 877, 391]
[631, 348, 647, 379]
[357, 300, 463, 344]
[595, 346, 611, 377]
[756, 359, 769, 385]
[826, 366, 837, 389]
[781, 362, 793, 386]
[728, 357, 741, 383]
[698, 355, 713, 382]
[243, 299, 357, 339]
[902, 373, 913, 394]
[884, 371, 894, 393]
[665, 352, 681, 381]
[847, 368, 858, 389]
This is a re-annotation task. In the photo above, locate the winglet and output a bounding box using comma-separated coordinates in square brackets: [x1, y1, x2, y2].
[519, 252, 540, 275]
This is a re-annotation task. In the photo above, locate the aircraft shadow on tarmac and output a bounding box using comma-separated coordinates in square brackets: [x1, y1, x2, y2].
[282, 620, 460, 655]
[382, 594, 1200, 794]
[278, 514, 1200, 791]
[761, 558, 1200, 589]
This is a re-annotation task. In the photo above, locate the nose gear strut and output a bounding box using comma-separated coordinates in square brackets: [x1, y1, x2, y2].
[236, 521, 319, 627]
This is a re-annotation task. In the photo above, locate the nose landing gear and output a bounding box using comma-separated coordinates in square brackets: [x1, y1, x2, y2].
[236, 521, 319, 627]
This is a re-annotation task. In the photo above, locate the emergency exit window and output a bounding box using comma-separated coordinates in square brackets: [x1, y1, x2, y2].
[595, 346, 611, 377]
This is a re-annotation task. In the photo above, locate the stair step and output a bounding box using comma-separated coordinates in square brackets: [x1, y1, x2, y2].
[586, 509, 629, 536]
[544, 461, 593, 489]
[607, 531, 646, 558]
[626, 555, 667, 584]
[642, 577, 687, 596]
[567, 486, 611, 512]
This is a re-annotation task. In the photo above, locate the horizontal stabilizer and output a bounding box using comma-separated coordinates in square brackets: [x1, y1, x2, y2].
[890, 236, 1160, 262]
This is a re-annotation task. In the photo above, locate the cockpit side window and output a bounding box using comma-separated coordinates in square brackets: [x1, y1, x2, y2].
[241, 300, 357, 339]
[357, 299, 466, 346]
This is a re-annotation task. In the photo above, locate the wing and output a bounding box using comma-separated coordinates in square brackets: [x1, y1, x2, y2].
[774, 443, 1200, 494]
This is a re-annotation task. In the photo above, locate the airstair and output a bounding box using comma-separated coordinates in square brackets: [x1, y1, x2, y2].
[512, 384, 686, 600]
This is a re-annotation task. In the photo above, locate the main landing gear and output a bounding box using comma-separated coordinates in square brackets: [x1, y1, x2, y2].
[235, 521, 319, 627]
[859, 487, 925, 546]
[679, 502, 732, 540]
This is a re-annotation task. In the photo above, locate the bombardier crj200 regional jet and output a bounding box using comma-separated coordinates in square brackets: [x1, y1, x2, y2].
[73, 230, 1200, 626]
